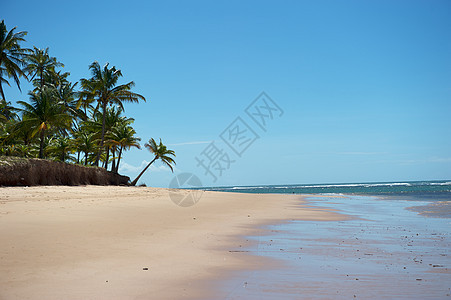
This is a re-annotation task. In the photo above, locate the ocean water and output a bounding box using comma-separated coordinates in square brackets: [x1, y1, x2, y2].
[201, 180, 451, 219]
[202, 180, 451, 203]
[204, 181, 451, 298]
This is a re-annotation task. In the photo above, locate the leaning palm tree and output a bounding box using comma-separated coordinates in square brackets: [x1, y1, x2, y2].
[130, 138, 176, 186]
[17, 87, 72, 158]
[0, 20, 29, 101]
[79, 61, 146, 167]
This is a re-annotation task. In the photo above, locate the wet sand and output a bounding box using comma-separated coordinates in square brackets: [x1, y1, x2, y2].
[0, 186, 342, 300]
[407, 200, 451, 219]
[220, 195, 451, 299]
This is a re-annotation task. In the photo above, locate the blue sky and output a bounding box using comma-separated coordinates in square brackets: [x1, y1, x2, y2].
[3, 0, 451, 187]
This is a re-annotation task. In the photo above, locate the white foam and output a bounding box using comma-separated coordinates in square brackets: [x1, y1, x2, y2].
[429, 182, 451, 186]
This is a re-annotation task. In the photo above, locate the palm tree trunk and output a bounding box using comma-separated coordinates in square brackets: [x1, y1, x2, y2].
[95, 102, 107, 167]
[0, 57, 4, 101]
[84, 151, 88, 165]
[130, 157, 157, 186]
[115, 146, 123, 174]
[111, 146, 117, 172]
[110, 147, 115, 171]
[0, 82, 5, 101]
[104, 147, 109, 169]
[111, 156, 116, 173]
[40, 69, 44, 90]
[38, 130, 45, 159]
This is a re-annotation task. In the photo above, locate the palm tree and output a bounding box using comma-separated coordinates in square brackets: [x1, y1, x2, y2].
[79, 61, 146, 167]
[0, 143, 32, 157]
[17, 87, 72, 158]
[76, 78, 96, 117]
[108, 121, 141, 173]
[130, 138, 175, 186]
[54, 80, 84, 124]
[74, 130, 97, 165]
[42, 70, 70, 88]
[0, 100, 19, 122]
[0, 120, 18, 154]
[0, 20, 29, 102]
[24, 46, 63, 91]
[9, 117, 35, 146]
[46, 136, 75, 162]
[84, 106, 132, 169]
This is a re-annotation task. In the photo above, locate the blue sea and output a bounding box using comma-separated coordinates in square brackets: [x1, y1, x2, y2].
[202, 180, 451, 203]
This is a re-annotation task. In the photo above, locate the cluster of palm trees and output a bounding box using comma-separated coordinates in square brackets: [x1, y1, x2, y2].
[0, 20, 175, 184]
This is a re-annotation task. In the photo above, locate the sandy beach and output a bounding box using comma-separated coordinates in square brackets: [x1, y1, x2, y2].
[0, 186, 344, 300]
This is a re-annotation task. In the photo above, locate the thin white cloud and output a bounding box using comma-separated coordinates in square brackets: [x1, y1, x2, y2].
[119, 160, 178, 174]
[428, 157, 451, 163]
[369, 156, 451, 165]
[119, 160, 149, 174]
[338, 152, 387, 155]
[396, 157, 451, 165]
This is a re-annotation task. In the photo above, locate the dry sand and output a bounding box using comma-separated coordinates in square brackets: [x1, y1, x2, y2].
[0, 186, 344, 300]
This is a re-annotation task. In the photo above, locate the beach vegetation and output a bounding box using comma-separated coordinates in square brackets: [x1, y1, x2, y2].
[130, 138, 176, 186]
[17, 87, 72, 158]
[0, 20, 29, 102]
[24, 46, 63, 91]
[0, 20, 174, 186]
[79, 62, 146, 167]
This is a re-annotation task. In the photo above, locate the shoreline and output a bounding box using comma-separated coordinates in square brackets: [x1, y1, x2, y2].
[0, 186, 345, 299]
[217, 194, 451, 299]
[2, 187, 449, 299]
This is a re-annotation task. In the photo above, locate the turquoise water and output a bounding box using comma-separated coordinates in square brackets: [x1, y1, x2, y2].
[202, 180, 451, 202]
[201, 180, 451, 219]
